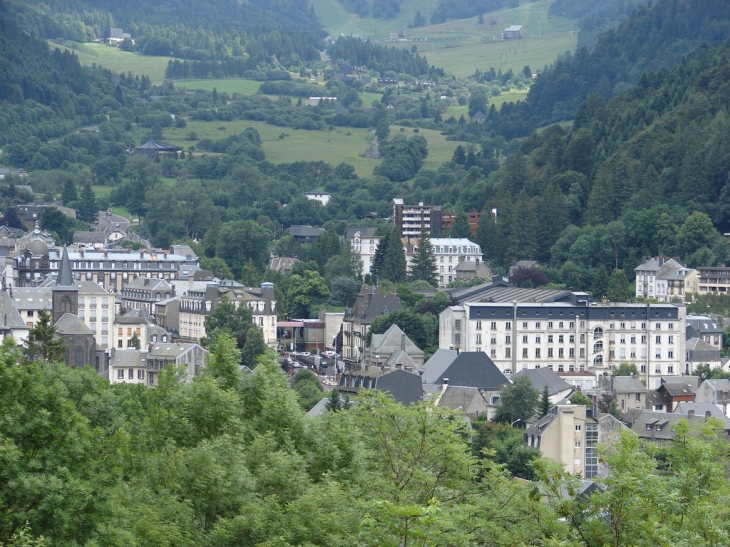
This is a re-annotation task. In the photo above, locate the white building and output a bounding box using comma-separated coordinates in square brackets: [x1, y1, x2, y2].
[634, 257, 697, 302]
[347, 227, 380, 277]
[303, 191, 331, 206]
[439, 301, 686, 389]
[109, 349, 148, 385]
[407, 237, 482, 288]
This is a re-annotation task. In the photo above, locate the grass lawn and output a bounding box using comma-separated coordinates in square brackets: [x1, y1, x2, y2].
[49, 40, 174, 83]
[173, 79, 264, 95]
[156, 117, 458, 178]
[309, 0, 576, 78]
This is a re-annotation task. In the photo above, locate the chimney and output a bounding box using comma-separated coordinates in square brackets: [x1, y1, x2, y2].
[706, 411, 712, 418]
[401, 333, 406, 351]
[688, 409, 695, 417]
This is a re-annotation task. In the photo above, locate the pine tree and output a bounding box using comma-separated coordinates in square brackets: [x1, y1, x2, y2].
[61, 179, 77, 205]
[381, 228, 407, 283]
[325, 387, 343, 412]
[24, 310, 66, 363]
[78, 181, 97, 224]
[450, 211, 471, 238]
[129, 332, 141, 350]
[538, 384, 550, 418]
[408, 228, 437, 286]
[372, 228, 391, 280]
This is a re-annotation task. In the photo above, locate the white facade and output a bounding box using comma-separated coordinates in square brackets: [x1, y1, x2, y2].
[634, 257, 697, 302]
[349, 230, 380, 277]
[303, 191, 331, 206]
[423, 238, 482, 288]
[439, 301, 686, 389]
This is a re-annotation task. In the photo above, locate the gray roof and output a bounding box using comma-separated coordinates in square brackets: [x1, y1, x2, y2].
[171, 244, 198, 261]
[75, 281, 110, 294]
[674, 403, 730, 426]
[289, 225, 325, 238]
[306, 397, 331, 417]
[627, 410, 706, 441]
[73, 231, 107, 244]
[148, 342, 202, 359]
[54, 313, 93, 335]
[371, 324, 424, 356]
[0, 290, 29, 329]
[12, 288, 53, 311]
[602, 375, 647, 394]
[419, 348, 458, 384]
[444, 278, 579, 305]
[686, 337, 718, 351]
[55, 247, 76, 288]
[430, 351, 509, 389]
[346, 227, 378, 239]
[375, 368, 423, 405]
[124, 277, 173, 292]
[660, 378, 698, 397]
[686, 315, 723, 335]
[383, 349, 419, 368]
[346, 286, 402, 325]
[110, 349, 148, 368]
[438, 385, 492, 416]
[515, 368, 573, 396]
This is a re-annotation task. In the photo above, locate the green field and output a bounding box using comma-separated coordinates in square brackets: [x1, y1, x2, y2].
[49, 40, 175, 83]
[152, 118, 457, 178]
[173, 79, 266, 95]
[310, 0, 576, 77]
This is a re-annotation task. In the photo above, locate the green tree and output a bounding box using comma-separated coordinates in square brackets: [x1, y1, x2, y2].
[241, 326, 267, 369]
[129, 331, 141, 350]
[381, 228, 407, 283]
[205, 332, 243, 389]
[613, 362, 638, 376]
[292, 368, 324, 411]
[591, 263, 610, 298]
[677, 211, 719, 256]
[61, 178, 77, 205]
[408, 228, 437, 286]
[286, 270, 330, 318]
[607, 268, 632, 302]
[493, 375, 539, 425]
[538, 384, 550, 418]
[24, 310, 66, 363]
[325, 387, 343, 412]
[570, 390, 593, 406]
[204, 295, 253, 348]
[216, 220, 271, 273]
[449, 211, 471, 238]
[366, 310, 433, 353]
[240, 259, 262, 286]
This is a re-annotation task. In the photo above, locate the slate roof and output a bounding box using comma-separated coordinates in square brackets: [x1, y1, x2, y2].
[371, 324, 424, 357]
[443, 277, 580, 305]
[674, 403, 730, 426]
[12, 288, 53, 311]
[133, 138, 182, 157]
[110, 349, 148, 369]
[306, 397, 330, 417]
[171, 244, 198, 261]
[419, 348, 458, 384]
[346, 227, 378, 239]
[124, 277, 173, 292]
[73, 231, 107, 245]
[686, 315, 723, 335]
[515, 368, 573, 396]
[438, 385, 492, 416]
[602, 375, 647, 394]
[0, 290, 29, 329]
[375, 368, 423, 405]
[75, 281, 110, 294]
[55, 247, 76, 288]
[626, 410, 705, 441]
[661, 378, 698, 397]
[346, 286, 402, 324]
[383, 349, 419, 369]
[54, 313, 93, 335]
[471, 110, 486, 121]
[431, 351, 509, 389]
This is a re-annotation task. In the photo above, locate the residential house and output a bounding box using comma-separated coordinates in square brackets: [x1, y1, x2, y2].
[146, 342, 207, 387]
[73, 231, 107, 249]
[269, 256, 297, 275]
[453, 259, 493, 283]
[121, 277, 174, 315]
[342, 286, 402, 362]
[647, 377, 698, 412]
[338, 365, 423, 405]
[418, 348, 458, 385]
[503, 25, 523, 39]
[347, 227, 380, 277]
[130, 138, 181, 158]
[0, 168, 28, 179]
[289, 225, 324, 243]
[515, 367, 574, 404]
[674, 402, 730, 427]
[393, 199, 443, 238]
[623, 409, 729, 445]
[14, 204, 76, 231]
[440, 300, 686, 387]
[109, 349, 148, 385]
[303, 191, 331, 206]
[524, 404, 629, 478]
[366, 324, 425, 369]
[0, 289, 29, 344]
[634, 257, 697, 302]
[685, 336, 721, 373]
[599, 375, 647, 414]
[558, 371, 598, 393]
[409, 237, 483, 288]
[695, 378, 730, 417]
[471, 110, 486, 122]
[686, 314, 723, 350]
[113, 313, 148, 350]
[153, 296, 181, 336]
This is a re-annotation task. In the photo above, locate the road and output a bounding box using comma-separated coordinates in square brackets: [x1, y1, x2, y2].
[96, 211, 130, 234]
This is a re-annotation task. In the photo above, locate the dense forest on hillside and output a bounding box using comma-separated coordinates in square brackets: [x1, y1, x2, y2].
[337, 0, 403, 20]
[2, 0, 322, 66]
[474, 0, 730, 140]
[429, 0, 512, 25]
[329, 38, 444, 78]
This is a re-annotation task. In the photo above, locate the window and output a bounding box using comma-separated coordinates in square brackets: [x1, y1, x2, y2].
[490, 349, 496, 357]
[522, 335, 528, 343]
[630, 350, 636, 358]
[559, 335, 564, 343]
[641, 364, 646, 373]
[620, 322, 625, 329]
[476, 320, 482, 330]
[569, 364, 574, 372]
[668, 350, 674, 358]
[620, 335, 626, 344]
[127, 328, 132, 335]
[668, 364, 674, 373]
[558, 363, 564, 372]
[27, 310, 33, 317]
[476, 334, 482, 344]
[128, 368, 134, 379]
[558, 348, 564, 357]
[641, 335, 647, 343]
[535, 348, 541, 358]
[548, 321, 553, 328]
[656, 335, 661, 344]
[668, 335, 674, 344]
[490, 337, 497, 344]
[575, 441, 581, 448]
[535, 322, 541, 329]
[535, 335, 541, 343]
[505, 322, 511, 329]
[548, 335, 553, 343]
[609, 349, 615, 358]
[138, 369, 145, 380]
[559, 321, 564, 328]
[505, 348, 511, 358]
[656, 323, 661, 330]
[655, 365, 661, 373]
[631, 321, 636, 329]
[454, 320, 461, 330]
[506, 335, 511, 343]
[580, 333, 585, 343]
[609, 322, 615, 329]
[454, 334, 460, 343]
[117, 369, 124, 379]
[569, 334, 575, 343]
[593, 341, 603, 352]
[578, 321, 583, 328]
[117, 340, 123, 348]
[580, 348, 585, 357]
[669, 323, 674, 330]
[641, 322, 646, 329]
[631, 335, 636, 343]
[548, 348, 553, 357]
[522, 348, 528, 358]
[522, 322, 528, 328]
[575, 425, 582, 431]
[569, 348, 575, 357]
[490, 321, 496, 330]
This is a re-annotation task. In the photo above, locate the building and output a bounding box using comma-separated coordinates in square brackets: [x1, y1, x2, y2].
[130, 137, 182, 159]
[685, 336, 721, 373]
[515, 367, 574, 404]
[441, 211, 482, 238]
[439, 300, 686, 388]
[524, 404, 629, 478]
[696, 265, 730, 293]
[393, 199, 442, 238]
[73, 232, 107, 249]
[121, 277, 175, 315]
[338, 366, 423, 405]
[366, 324, 424, 369]
[342, 286, 402, 362]
[503, 25, 523, 39]
[598, 375, 647, 414]
[647, 377, 699, 412]
[11, 247, 196, 292]
[109, 349, 148, 385]
[405, 237, 483, 288]
[694, 379, 730, 417]
[146, 342, 207, 387]
[288, 225, 325, 243]
[0, 289, 29, 344]
[686, 314, 723, 350]
[303, 191, 331, 206]
[634, 257, 697, 302]
[104, 27, 132, 44]
[453, 260, 493, 283]
[113, 313, 148, 350]
[347, 227, 380, 277]
[14, 204, 76, 231]
[623, 409, 725, 445]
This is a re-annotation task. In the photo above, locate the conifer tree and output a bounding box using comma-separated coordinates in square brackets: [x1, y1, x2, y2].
[538, 385, 550, 418]
[78, 181, 98, 224]
[242, 325, 267, 369]
[61, 179, 77, 205]
[130, 332, 141, 350]
[381, 228, 407, 283]
[450, 211, 471, 238]
[408, 228, 437, 286]
[24, 310, 66, 363]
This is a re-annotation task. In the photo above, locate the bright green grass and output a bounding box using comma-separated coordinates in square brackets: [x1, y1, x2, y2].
[157, 118, 457, 178]
[174, 79, 264, 95]
[49, 40, 176, 83]
[310, 0, 577, 78]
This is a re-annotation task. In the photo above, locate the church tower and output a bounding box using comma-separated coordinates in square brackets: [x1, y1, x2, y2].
[52, 247, 78, 323]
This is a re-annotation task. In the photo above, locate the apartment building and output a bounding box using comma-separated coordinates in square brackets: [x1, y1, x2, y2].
[439, 301, 686, 388]
[347, 227, 380, 277]
[421, 238, 483, 288]
[393, 199, 442, 238]
[696, 265, 730, 293]
[634, 257, 697, 302]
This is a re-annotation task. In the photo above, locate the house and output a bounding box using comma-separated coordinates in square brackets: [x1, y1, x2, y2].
[471, 110, 486, 122]
[342, 286, 402, 362]
[623, 409, 726, 445]
[685, 336, 721, 373]
[503, 25, 523, 39]
[289, 225, 325, 243]
[393, 199, 443, 238]
[647, 377, 698, 413]
[439, 299, 686, 386]
[696, 265, 730, 294]
[378, 78, 399, 86]
[333, 103, 349, 115]
[558, 370, 597, 393]
[405, 237, 483, 288]
[425, 351, 509, 390]
[599, 375, 647, 414]
[674, 402, 730, 428]
[104, 27, 132, 44]
[153, 297, 180, 336]
[418, 348, 458, 385]
[441, 211, 482, 238]
[634, 257, 697, 302]
[113, 313, 148, 350]
[303, 191, 331, 206]
[269, 256, 297, 275]
[363, 144, 380, 159]
[694, 378, 730, 417]
[435, 384, 497, 419]
[130, 137, 182, 158]
[453, 259, 493, 283]
[14, 204, 76, 231]
[0, 289, 30, 344]
[0, 168, 29, 179]
[686, 314, 723, 350]
[338, 365, 423, 405]
[524, 404, 629, 478]
[366, 324, 424, 369]
[109, 349, 148, 385]
[146, 342, 207, 386]
[73, 231, 107, 249]
[347, 227, 380, 277]
[515, 367, 574, 404]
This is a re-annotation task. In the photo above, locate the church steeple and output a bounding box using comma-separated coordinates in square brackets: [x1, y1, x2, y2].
[52, 247, 78, 323]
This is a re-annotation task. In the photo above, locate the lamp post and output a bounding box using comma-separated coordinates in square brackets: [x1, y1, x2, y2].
[510, 418, 522, 427]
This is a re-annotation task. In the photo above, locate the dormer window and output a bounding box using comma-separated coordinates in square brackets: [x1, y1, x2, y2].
[152, 334, 157, 342]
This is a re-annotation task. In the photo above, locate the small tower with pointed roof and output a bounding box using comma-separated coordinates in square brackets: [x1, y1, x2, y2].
[52, 247, 78, 323]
